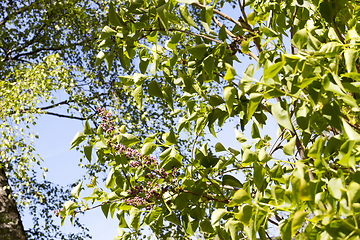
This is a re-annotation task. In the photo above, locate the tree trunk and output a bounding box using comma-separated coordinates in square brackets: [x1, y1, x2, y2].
[0, 167, 27, 240]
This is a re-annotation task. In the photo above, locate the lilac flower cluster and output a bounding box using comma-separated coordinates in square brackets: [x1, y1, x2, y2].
[96, 107, 114, 133]
[125, 148, 141, 160]
[124, 196, 147, 207]
[54, 209, 62, 218]
[154, 168, 169, 179]
[124, 183, 161, 209]
[172, 167, 177, 178]
[113, 143, 159, 169]
[129, 161, 142, 167]
[143, 155, 158, 166]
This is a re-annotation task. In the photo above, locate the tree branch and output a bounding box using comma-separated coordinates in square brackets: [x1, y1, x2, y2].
[41, 111, 86, 121]
[290, 6, 299, 54]
[191, 2, 262, 53]
[212, 16, 259, 61]
[332, 19, 345, 44]
[192, 2, 249, 32]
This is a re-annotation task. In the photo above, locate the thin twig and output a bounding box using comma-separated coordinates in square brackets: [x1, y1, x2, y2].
[182, 189, 229, 204]
[290, 7, 299, 54]
[143, 28, 223, 44]
[41, 111, 86, 120]
[192, 2, 249, 31]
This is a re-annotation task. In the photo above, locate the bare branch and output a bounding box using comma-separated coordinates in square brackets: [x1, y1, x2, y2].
[41, 111, 86, 121]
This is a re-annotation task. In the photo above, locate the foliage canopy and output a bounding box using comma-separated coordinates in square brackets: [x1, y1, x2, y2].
[63, 0, 360, 239]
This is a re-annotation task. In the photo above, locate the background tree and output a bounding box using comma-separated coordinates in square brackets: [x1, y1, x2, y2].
[65, 0, 360, 239]
[0, 0, 179, 239]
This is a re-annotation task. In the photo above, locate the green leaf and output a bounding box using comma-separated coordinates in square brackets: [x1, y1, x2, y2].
[258, 149, 271, 163]
[109, 3, 122, 27]
[225, 218, 241, 240]
[83, 120, 92, 135]
[319, 0, 333, 24]
[235, 205, 253, 225]
[105, 169, 115, 189]
[129, 207, 141, 231]
[105, 52, 114, 72]
[211, 209, 228, 225]
[227, 189, 251, 207]
[145, 207, 162, 225]
[262, 26, 278, 37]
[291, 211, 307, 237]
[84, 146, 92, 162]
[95, 51, 106, 66]
[280, 219, 291, 240]
[200, 219, 214, 233]
[283, 136, 296, 155]
[70, 181, 83, 199]
[208, 95, 224, 106]
[344, 49, 358, 73]
[228, 147, 240, 156]
[319, 42, 343, 57]
[247, 93, 262, 121]
[157, 4, 169, 30]
[291, 29, 307, 49]
[224, 65, 236, 81]
[250, 122, 260, 139]
[162, 129, 177, 146]
[179, 4, 198, 29]
[223, 86, 236, 116]
[215, 142, 227, 152]
[132, 86, 143, 109]
[338, 140, 356, 168]
[219, 25, 227, 41]
[141, 142, 157, 155]
[328, 178, 344, 199]
[200, 6, 214, 33]
[70, 132, 86, 150]
[117, 211, 128, 228]
[242, 149, 257, 166]
[118, 76, 134, 86]
[203, 54, 214, 78]
[308, 137, 323, 160]
[187, 44, 207, 59]
[148, 80, 163, 98]
[222, 175, 243, 189]
[348, 182, 360, 204]
[342, 119, 360, 142]
[235, 129, 247, 143]
[271, 101, 293, 130]
[162, 86, 174, 110]
[101, 203, 110, 218]
[119, 134, 140, 146]
[253, 164, 265, 190]
[264, 61, 285, 79]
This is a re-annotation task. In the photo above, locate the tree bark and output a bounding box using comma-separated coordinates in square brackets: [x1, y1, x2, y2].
[0, 167, 27, 240]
